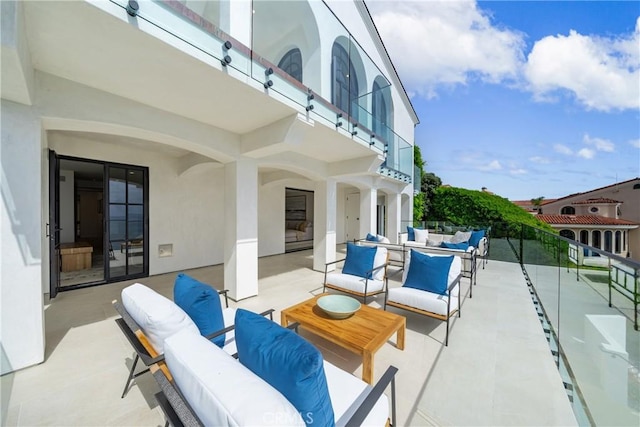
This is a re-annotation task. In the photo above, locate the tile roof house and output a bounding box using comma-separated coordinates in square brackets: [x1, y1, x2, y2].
[533, 178, 640, 262]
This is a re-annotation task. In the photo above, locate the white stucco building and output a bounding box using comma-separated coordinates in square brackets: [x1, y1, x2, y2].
[1, 0, 418, 373]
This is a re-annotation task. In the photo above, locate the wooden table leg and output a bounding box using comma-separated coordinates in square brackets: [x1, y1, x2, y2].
[280, 312, 289, 327]
[397, 320, 406, 350]
[362, 351, 373, 385]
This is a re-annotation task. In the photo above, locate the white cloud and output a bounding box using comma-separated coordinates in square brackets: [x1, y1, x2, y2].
[524, 18, 640, 111]
[630, 139, 640, 148]
[554, 144, 573, 155]
[577, 148, 595, 159]
[583, 133, 615, 152]
[479, 160, 502, 171]
[368, 1, 525, 98]
[510, 168, 527, 175]
[529, 156, 550, 164]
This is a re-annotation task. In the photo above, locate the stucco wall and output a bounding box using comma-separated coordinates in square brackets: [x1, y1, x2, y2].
[48, 133, 225, 276]
[1, 100, 45, 374]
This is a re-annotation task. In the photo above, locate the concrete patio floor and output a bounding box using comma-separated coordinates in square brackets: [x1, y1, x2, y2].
[1, 247, 577, 426]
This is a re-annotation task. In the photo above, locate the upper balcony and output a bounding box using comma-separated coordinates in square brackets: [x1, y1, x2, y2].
[109, 0, 414, 183]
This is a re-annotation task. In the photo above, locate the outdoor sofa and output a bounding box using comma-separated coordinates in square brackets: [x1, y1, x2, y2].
[114, 282, 398, 426]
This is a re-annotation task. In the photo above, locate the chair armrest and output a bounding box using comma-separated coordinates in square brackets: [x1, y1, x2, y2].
[447, 274, 463, 293]
[153, 368, 203, 427]
[217, 289, 229, 308]
[341, 365, 399, 427]
[114, 317, 165, 366]
[325, 258, 346, 268]
[364, 262, 388, 278]
[204, 308, 275, 341]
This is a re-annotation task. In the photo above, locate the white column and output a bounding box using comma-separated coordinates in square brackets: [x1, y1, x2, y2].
[359, 188, 377, 239]
[313, 179, 336, 272]
[224, 158, 258, 300]
[1, 100, 45, 374]
[387, 193, 401, 243]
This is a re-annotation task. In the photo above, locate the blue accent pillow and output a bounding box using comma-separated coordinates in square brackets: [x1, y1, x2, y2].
[173, 273, 225, 347]
[365, 232, 378, 242]
[407, 226, 415, 241]
[234, 309, 334, 427]
[468, 229, 485, 248]
[342, 242, 376, 279]
[441, 241, 470, 250]
[403, 250, 454, 295]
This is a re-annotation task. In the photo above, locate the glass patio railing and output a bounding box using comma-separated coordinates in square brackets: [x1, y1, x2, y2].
[400, 220, 639, 425]
[110, 0, 414, 183]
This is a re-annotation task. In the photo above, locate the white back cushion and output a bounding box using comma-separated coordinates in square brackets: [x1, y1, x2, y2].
[414, 228, 429, 244]
[165, 329, 304, 427]
[121, 283, 199, 353]
[373, 247, 388, 281]
[450, 230, 472, 244]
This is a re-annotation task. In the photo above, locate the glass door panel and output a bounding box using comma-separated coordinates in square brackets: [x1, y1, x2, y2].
[107, 165, 147, 280]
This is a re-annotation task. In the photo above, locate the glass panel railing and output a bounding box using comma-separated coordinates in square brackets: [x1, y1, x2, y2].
[517, 225, 640, 426]
[118, 0, 251, 76]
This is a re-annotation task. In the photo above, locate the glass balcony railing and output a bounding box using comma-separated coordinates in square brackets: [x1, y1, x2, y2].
[109, 0, 413, 183]
[411, 220, 639, 426]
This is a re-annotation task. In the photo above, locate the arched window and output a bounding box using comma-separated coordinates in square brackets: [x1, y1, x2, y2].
[604, 230, 612, 252]
[615, 231, 621, 253]
[277, 48, 303, 83]
[580, 229, 590, 256]
[633, 183, 640, 189]
[592, 230, 601, 249]
[331, 42, 358, 121]
[560, 229, 575, 240]
[561, 206, 575, 215]
[372, 80, 388, 142]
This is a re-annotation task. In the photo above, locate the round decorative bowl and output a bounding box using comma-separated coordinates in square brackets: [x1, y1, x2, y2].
[317, 295, 361, 319]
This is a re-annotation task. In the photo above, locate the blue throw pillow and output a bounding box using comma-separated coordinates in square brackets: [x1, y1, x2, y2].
[173, 273, 225, 347]
[468, 229, 485, 248]
[441, 241, 470, 250]
[365, 232, 378, 242]
[403, 250, 454, 295]
[342, 242, 376, 279]
[407, 226, 415, 241]
[235, 309, 334, 427]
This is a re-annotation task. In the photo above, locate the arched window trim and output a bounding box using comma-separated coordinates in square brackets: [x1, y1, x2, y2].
[561, 206, 575, 215]
[277, 47, 303, 83]
[331, 42, 359, 121]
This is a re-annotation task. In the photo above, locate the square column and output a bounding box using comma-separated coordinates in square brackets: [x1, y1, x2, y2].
[224, 158, 258, 300]
[387, 193, 401, 243]
[313, 179, 337, 272]
[359, 188, 377, 239]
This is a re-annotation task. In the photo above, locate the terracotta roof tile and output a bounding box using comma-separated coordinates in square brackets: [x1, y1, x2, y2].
[537, 214, 637, 226]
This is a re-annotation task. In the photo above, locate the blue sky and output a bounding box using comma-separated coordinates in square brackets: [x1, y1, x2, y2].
[368, 0, 640, 200]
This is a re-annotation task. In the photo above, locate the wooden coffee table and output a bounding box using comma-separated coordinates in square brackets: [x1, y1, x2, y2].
[281, 293, 405, 384]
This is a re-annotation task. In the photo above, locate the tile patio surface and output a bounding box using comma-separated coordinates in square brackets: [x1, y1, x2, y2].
[1, 247, 577, 426]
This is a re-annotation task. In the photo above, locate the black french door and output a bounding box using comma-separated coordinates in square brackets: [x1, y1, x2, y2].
[48, 150, 61, 298]
[105, 165, 149, 281]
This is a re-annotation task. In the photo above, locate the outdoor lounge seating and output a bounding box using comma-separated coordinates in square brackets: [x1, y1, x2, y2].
[152, 309, 399, 427]
[385, 250, 462, 346]
[113, 281, 272, 398]
[324, 242, 389, 303]
[357, 234, 405, 269]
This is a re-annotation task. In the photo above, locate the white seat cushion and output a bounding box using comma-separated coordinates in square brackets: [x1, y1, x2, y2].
[387, 286, 458, 317]
[165, 329, 304, 427]
[414, 228, 429, 244]
[326, 273, 385, 294]
[324, 361, 388, 426]
[121, 283, 200, 353]
[372, 247, 388, 281]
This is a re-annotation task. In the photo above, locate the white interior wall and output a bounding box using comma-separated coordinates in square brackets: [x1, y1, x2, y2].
[48, 134, 224, 276]
[59, 169, 75, 243]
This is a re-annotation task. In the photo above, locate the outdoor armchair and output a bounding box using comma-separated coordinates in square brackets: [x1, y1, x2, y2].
[384, 250, 462, 346]
[324, 242, 389, 303]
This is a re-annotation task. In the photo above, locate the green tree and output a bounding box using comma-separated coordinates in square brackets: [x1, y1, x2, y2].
[421, 172, 442, 218]
[530, 196, 544, 213]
